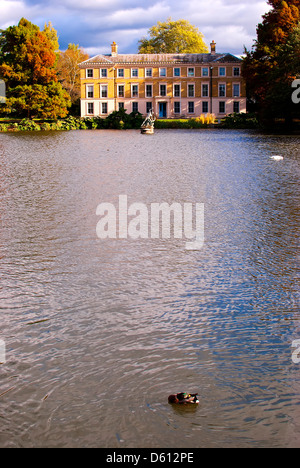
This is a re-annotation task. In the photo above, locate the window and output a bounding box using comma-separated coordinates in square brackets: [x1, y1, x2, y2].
[188, 67, 195, 77]
[233, 67, 240, 76]
[87, 102, 94, 114]
[188, 102, 195, 114]
[160, 84, 167, 96]
[118, 85, 124, 97]
[118, 69, 124, 78]
[219, 101, 226, 113]
[119, 102, 125, 110]
[101, 69, 107, 78]
[174, 67, 180, 77]
[131, 84, 139, 97]
[202, 101, 209, 113]
[131, 68, 138, 77]
[202, 67, 209, 77]
[219, 67, 226, 76]
[174, 84, 181, 97]
[132, 102, 138, 113]
[146, 84, 152, 98]
[159, 68, 166, 77]
[146, 102, 152, 114]
[101, 102, 108, 114]
[145, 68, 152, 77]
[100, 85, 108, 98]
[174, 102, 181, 114]
[188, 84, 195, 98]
[219, 84, 226, 97]
[87, 69, 93, 78]
[233, 83, 240, 97]
[233, 101, 240, 113]
[202, 84, 209, 97]
[87, 85, 94, 98]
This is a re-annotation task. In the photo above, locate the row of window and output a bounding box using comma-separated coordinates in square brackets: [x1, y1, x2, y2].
[86, 83, 241, 99]
[86, 101, 241, 115]
[86, 66, 241, 79]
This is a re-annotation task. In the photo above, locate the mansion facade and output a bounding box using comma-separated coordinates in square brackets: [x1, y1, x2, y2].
[79, 41, 246, 119]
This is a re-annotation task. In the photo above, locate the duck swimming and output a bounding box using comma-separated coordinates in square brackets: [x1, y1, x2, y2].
[270, 155, 284, 161]
[168, 392, 199, 404]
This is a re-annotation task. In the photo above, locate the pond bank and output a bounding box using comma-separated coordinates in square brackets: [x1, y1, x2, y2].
[1, 113, 299, 133]
[0, 113, 260, 132]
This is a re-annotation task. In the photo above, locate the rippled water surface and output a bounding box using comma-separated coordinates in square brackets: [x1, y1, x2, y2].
[0, 129, 299, 448]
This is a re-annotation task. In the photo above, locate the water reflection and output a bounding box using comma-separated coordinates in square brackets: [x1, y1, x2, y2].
[0, 129, 299, 448]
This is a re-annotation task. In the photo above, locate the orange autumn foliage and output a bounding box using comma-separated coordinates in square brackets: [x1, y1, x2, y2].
[242, 0, 300, 125]
[0, 18, 71, 118]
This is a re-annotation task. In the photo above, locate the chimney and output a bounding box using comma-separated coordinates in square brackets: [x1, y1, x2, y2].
[210, 40, 216, 55]
[111, 41, 118, 56]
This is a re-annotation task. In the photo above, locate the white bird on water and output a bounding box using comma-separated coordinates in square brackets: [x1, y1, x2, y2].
[270, 155, 284, 161]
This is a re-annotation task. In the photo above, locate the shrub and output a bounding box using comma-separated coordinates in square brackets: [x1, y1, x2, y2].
[79, 120, 88, 130]
[194, 113, 216, 125]
[155, 117, 216, 129]
[127, 111, 144, 129]
[18, 119, 41, 131]
[40, 122, 51, 131]
[0, 123, 8, 132]
[103, 109, 143, 129]
[63, 116, 81, 130]
[0, 110, 222, 132]
[220, 113, 259, 129]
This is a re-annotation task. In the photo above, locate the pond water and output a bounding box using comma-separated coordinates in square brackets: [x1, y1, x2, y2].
[0, 129, 299, 448]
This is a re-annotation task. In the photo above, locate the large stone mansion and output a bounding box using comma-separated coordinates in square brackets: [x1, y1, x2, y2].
[79, 41, 246, 119]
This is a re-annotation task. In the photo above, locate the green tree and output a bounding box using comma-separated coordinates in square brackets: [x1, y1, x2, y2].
[8, 82, 72, 119]
[242, 0, 300, 125]
[138, 18, 208, 54]
[0, 18, 70, 119]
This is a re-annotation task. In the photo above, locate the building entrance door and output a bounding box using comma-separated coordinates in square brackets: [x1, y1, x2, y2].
[159, 102, 167, 118]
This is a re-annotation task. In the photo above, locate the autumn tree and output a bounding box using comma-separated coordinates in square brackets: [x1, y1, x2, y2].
[0, 18, 70, 119]
[56, 44, 89, 105]
[242, 0, 300, 125]
[43, 21, 60, 53]
[138, 18, 208, 54]
[256, 0, 300, 46]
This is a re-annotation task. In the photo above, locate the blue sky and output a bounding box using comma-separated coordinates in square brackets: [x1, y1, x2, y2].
[0, 0, 271, 55]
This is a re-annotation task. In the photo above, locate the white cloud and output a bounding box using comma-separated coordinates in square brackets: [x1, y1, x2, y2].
[0, 0, 34, 28]
[0, 0, 270, 54]
[164, 0, 270, 52]
[62, 0, 141, 11]
[105, 4, 171, 29]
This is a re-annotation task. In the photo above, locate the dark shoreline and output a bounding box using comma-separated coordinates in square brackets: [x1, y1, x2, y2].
[0, 115, 299, 134]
